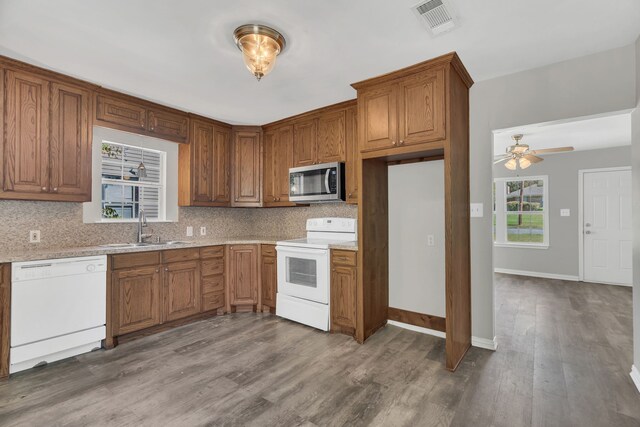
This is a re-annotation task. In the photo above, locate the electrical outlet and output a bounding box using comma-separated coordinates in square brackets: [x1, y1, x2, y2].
[560, 209, 570, 217]
[427, 235, 435, 246]
[186, 226, 193, 237]
[200, 226, 207, 236]
[29, 230, 41, 243]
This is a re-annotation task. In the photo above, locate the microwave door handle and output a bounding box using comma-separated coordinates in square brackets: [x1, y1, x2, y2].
[325, 169, 331, 194]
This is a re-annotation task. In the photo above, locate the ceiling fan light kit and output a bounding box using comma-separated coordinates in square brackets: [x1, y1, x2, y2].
[234, 24, 286, 81]
[495, 133, 574, 170]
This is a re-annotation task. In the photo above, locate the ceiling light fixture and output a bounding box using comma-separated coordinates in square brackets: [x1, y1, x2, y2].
[233, 24, 286, 81]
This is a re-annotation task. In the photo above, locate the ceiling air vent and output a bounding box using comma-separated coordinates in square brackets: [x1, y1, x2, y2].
[413, 0, 457, 35]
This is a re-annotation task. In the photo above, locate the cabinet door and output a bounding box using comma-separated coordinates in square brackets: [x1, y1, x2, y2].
[95, 94, 146, 131]
[330, 265, 357, 333]
[212, 125, 231, 203]
[49, 81, 91, 199]
[345, 106, 358, 204]
[147, 109, 188, 143]
[191, 119, 215, 203]
[262, 130, 276, 204]
[113, 266, 161, 335]
[261, 251, 277, 309]
[317, 110, 346, 163]
[232, 131, 261, 206]
[164, 260, 201, 322]
[359, 84, 397, 152]
[229, 245, 258, 305]
[398, 68, 446, 145]
[3, 70, 50, 194]
[275, 125, 294, 202]
[293, 119, 317, 167]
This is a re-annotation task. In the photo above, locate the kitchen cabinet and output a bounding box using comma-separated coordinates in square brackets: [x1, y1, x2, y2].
[260, 245, 277, 312]
[228, 244, 259, 308]
[345, 105, 358, 204]
[263, 125, 293, 206]
[201, 245, 225, 313]
[112, 265, 162, 335]
[1, 68, 92, 202]
[293, 118, 317, 167]
[232, 128, 262, 207]
[0, 264, 9, 379]
[179, 118, 231, 207]
[330, 250, 357, 336]
[356, 67, 445, 153]
[95, 92, 188, 143]
[163, 260, 201, 322]
[317, 110, 346, 163]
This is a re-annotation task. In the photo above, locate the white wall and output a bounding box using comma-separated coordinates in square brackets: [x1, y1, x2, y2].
[493, 146, 631, 278]
[388, 161, 445, 317]
[632, 35, 640, 377]
[470, 43, 637, 342]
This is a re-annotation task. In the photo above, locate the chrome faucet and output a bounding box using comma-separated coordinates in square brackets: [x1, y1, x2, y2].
[137, 209, 152, 243]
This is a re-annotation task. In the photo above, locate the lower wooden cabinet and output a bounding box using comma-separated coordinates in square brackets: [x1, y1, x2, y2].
[112, 265, 162, 335]
[228, 245, 259, 307]
[201, 246, 225, 312]
[260, 245, 277, 311]
[0, 264, 10, 379]
[163, 260, 201, 322]
[330, 250, 357, 335]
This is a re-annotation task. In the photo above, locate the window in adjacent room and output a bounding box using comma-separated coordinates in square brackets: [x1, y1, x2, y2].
[493, 176, 548, 248]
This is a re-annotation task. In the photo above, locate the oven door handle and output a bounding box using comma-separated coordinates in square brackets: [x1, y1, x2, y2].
[324, 169, 331, 194]
[276, 246, 327, 256]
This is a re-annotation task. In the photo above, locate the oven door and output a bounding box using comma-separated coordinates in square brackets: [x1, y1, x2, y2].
[276, 246, 329, 304]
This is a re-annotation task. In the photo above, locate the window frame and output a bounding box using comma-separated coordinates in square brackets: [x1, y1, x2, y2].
[99, 140, 167, 222]
[493, 175, 549, 249]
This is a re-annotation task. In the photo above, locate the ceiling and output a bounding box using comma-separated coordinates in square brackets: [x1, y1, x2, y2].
[0, 0, 638, 125]
[493, 113, 632, 156]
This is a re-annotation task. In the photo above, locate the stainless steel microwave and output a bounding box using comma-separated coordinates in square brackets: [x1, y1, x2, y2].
[289, 162, 345, 203]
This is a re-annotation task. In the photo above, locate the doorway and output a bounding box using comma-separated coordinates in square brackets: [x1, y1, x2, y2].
[579, 167, 632, 286]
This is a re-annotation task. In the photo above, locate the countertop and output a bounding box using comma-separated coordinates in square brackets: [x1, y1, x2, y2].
[0, 236, 358, 263]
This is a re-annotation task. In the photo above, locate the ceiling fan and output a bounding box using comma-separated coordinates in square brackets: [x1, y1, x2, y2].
[494, 134, 574, 170]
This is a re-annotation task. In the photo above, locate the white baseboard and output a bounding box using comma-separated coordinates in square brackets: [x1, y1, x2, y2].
[472, 335, 498, 351]
[387, 320, 446, 338]
[387, 320, 498, 351]
[494, 268, 579, 282]
[631, 365, 640, 393]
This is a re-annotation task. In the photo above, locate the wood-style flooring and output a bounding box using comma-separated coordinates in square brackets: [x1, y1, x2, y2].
[0, 274, 638, 426]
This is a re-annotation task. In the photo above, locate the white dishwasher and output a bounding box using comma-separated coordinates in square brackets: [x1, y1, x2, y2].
[11, 255, 107, 374]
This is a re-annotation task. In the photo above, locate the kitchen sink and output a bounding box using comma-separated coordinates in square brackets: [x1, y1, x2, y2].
[99, 241, 190, 248]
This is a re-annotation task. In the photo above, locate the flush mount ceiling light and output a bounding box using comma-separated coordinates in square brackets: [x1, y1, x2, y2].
[233, 24, 286, 81]
[494, 134, 574, 170]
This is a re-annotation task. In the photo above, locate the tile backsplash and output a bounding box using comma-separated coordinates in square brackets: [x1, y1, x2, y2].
[0, 200, 357, 252]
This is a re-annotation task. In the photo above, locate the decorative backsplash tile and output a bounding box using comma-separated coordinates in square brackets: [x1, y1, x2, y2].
[0, 200, 357, 251]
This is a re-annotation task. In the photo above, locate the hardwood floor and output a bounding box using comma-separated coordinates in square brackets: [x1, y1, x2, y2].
[0, 274, 637, 426]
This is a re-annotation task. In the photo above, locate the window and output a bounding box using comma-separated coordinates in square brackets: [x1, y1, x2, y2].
[493, 176, 548, 248]
[84, 127, 178, 224]
[100, 141, 165, 220]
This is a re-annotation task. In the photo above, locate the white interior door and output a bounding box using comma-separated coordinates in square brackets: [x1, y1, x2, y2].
[582, 168, 632, 285]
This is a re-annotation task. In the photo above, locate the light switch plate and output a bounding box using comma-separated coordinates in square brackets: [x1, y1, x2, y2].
[560, 209, 570, 217]
[470, 203, 484, 218]
[186, 226, 193, 237]
[427, 235, 435, 246]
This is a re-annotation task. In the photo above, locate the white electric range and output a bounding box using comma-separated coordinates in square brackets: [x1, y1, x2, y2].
[275, 218, 357, 331]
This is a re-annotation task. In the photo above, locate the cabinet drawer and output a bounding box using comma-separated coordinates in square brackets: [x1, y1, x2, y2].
[200, 246, 224, 259]
[331, 250, 357, 266]
[111, 251, 160, 270]
[202, 274, 225, 294]
[162, 248, 200, 264]
[202, 258, 224, 276]
[202, 292, 225, 312]
[261, 245, 276, 257]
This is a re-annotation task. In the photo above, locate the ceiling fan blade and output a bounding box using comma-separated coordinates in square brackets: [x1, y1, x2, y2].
[493, 156, 509, 164]
[524, 154, 543, 163]
[530, 146, 574, 155]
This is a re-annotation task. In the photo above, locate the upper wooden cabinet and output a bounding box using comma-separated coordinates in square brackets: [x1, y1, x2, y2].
[232, 128, 262, 207]
[293, 119, 317, 167]
[179, 118, 231, 207]
[354, 64, 451, 154]
[95, 92, 188, 143]
[1, 67, 92, 202]
[317, 110, 346, 163]
[228, 244, 259, 307]
[345, 105, 358, 204]
[263, 124, 293, 207]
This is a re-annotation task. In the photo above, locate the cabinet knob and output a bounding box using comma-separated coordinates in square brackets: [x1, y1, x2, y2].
[392, 141, 397, 146]
[155, 269, 159, 273]
[53, 187, 58, 192]
[164, 267, 169, 272]
[399, 140, 404, 145]
[41, 187, 47, 191]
